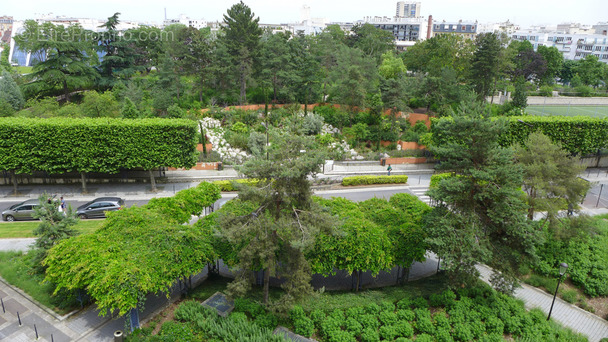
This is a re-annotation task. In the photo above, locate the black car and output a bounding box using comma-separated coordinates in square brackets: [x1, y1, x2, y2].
[76, 197, 125, 219]
[2, 199, 40, 221]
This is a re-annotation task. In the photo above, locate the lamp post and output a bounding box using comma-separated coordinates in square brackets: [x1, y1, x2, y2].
[547, 262, 569, 320]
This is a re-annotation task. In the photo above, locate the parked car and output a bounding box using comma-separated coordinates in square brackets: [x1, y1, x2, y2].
[2, 199, 40, 221]
[76, 197, 125, 219]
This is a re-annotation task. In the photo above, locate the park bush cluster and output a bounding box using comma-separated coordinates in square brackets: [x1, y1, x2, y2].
[286, 286, 587, 342]
[0, 117, 198, 175]
[532, 216, 608, 297]
[212, 179, 261, 191]
[342, 175, 409, 186]
[129, 300, 286, 342]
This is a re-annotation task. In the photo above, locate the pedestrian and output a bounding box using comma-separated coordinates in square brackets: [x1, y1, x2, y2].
[567, 203, 573, 217]
[60, 196, 66, 215]
[387, 164, 392, 176]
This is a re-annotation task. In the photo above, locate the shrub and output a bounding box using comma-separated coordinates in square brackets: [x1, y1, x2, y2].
[345, 317, 363, 336]
[396, 297, 412, 310]
[327, 329, 356, 342]
[157, 321, 195, 341]
[379, 311, 398, 326]
[229, 311, 248, 323]
[320, 316, 343, 337]
[410, 297, 429, 309]
[174, 300, 211, 322]
[253, 312, 278, 330]
[379, 325, 398, 340]
[434, 327, 454, 342]
[539, 85, 554, 97]
[213, 179, 261, 191]
[452, 323, 474, 342]
[360, 327, 380, 342]
[484, 315, 504, 335]
[415, 334, 434, 342]
[414, 315, 435, 335]
[345, 306, 364, 321]
[396, 309, 415, 321]
[394, 320, 414, 338]
[429, 290, 457, 307]
[342, 175, 408, 186]
[359, 314, 380, 330]
[433, 312, 450, 330]
[310, 309, 326, 329]
[293, 317, 315, 337]
[289, 305, 306, 322]
[364, 302, 381, 315]
[379, 300, 395, 312]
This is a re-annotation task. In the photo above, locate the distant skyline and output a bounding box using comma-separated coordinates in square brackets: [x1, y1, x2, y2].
[2, 0, 607, 28]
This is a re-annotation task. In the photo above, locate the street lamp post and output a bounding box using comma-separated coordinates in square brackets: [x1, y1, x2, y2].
[547, 262, 569, 320]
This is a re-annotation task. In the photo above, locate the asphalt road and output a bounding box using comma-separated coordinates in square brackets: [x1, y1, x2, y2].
[0, 186, 415, 222]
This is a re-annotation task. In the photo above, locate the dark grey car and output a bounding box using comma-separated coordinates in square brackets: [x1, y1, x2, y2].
[76, 197, 125, 219]
[2, 199, 40, 221]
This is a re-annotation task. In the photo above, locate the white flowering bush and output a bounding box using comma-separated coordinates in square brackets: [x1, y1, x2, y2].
[199, 118, 250, 164]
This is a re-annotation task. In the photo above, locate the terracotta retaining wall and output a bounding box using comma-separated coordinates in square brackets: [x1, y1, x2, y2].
[196, 143, 213, 152]
[167, 162, 220, 171]
[381, 157, 428, 165]
[380, 141, 427, 150]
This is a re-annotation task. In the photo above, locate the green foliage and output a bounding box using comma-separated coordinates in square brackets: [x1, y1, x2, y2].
[121, 97, 140, 118]
[81, 90, 120, 117]
[0, 70, 24, 110]
[43, 182, 220, 316]
[30, 194, 79, 273]
[0, 117, 198, 175]
[427, 114, 538, 289]
[342, 175, 408, 186]
[534, 216, 608, 297]
[515, 132, 589, 220]
[501, 115, 608, 156]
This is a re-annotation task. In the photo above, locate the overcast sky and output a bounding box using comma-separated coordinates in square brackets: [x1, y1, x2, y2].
[3, 0, 607, 28]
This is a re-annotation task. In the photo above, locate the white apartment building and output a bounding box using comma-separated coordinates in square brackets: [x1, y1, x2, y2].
[395, 2, 421, 18]
[163, 15, 207, 30]
[360, 16, 428, 50]
[510, 32, 608, 64]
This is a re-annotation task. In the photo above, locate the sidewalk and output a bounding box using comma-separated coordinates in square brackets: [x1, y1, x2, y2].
[477, 265, 608, 342]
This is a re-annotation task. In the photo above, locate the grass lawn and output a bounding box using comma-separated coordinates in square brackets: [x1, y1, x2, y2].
[0, 219, 102, 238]
[526, 105, 608, 118]
[0, 251, 78, 315]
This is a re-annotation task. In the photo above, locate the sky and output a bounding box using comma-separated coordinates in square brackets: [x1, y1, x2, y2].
[3, 0, 607, 28]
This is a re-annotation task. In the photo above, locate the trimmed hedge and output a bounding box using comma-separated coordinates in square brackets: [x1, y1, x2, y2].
[212, 179, 261, 191]
[342, 175, 408, 186]
[502, 116, 608, 156]
[429, 173, 453, 189]
[0, 117, 198, 174]
[431, 115, 608, 156]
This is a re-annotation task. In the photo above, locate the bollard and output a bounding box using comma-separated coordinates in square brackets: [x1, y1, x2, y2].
[17, 311, 21, 326]
[34, 324, 38, 339]
[114, 330, 124, 342]
[1, 297, 4, 313]
[51, 334, 54, 342]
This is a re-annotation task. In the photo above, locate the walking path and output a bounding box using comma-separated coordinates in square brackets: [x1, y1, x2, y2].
[477, 265, 608, 342]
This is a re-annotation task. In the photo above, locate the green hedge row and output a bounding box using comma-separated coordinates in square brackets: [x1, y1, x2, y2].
[342, 175, 408, 186]
[502, 116, 608, 156]
[212, 179, 261, 191]
[0, 117, 198, 174]
[431, 115, 608, 156]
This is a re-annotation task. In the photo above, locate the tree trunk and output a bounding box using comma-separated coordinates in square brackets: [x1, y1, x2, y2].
[240, 63, 247, 105]
[199, 122, 207, 157]
[10, 171, 17, 195]
[263, 266, 270, 305]
[149, 170, 157, 192]
[63, 80, 70, 103]
[80, 172, 87, 194]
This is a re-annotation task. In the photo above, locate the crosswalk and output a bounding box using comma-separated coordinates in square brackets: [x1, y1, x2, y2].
[409, 185, 431, 205]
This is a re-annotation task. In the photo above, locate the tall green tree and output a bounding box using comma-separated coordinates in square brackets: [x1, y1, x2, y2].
[97, 13, 139, 86]
[515, 132, 589, 221]
[0, 70, 24, 110]
[329, 46, 378, 108]
[537, 45, 563, 85]
[289, 32, 323, 111]
[348, 23, 395, 62]
[575, 55, 605, 87]
[403, 34, 474, 79]
[14, 21, 98, 102]
[220, 1, 263, 104]
[511, 76, 528, 109]
[257, 31, 295, 103]
[469, 33, 502, 100]
[218, 129, 333, 306]
[426, 109, 538, 290]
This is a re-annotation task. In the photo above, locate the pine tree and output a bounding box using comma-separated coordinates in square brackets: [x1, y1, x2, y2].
[0, 70, 24, 110]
